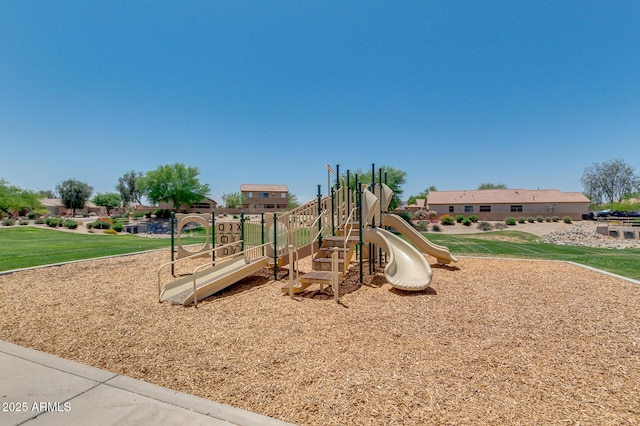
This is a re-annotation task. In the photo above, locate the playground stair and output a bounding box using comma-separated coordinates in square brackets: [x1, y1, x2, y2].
[281, 234, 359, 294]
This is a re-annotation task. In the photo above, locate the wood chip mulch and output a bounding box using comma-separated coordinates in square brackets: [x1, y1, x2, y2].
[1, 251, 639, 425]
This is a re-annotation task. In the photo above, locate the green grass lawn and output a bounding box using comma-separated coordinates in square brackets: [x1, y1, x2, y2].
[422, 230, 640, 281]
[1, 227, 639, 282]
[0, 227, 174, 272]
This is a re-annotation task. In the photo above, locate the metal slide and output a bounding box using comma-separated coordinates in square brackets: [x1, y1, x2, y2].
[160, 255, 269, 306]
[362, 227, 433, 291]
[381, 214, 458, 264]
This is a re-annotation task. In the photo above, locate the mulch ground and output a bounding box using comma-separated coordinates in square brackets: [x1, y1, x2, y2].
[1, 250, 639, 425]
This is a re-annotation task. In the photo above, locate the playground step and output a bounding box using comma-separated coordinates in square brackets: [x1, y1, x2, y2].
[322, 235, 360, 247]
[312, 257, 346, 272]
[299, 270, 334, 285]
[316, 247, 349, 259]
[280, 279, 312, 294]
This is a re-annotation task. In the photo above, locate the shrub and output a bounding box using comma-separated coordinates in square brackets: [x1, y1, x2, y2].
[536, 215, 544, 222]
[414, 209, 428, 220]
[144, 211, 151, 218]
[112, 221, 123, 232]
[427, 211, 438, 222]
[494, 222, 507, 230]
[34, 217, 45, 224]
[477, 221, 492, 231]
[527, 217, 535, 223]
[45, 217, 62, 227]
[505, 217, 517, 226]
[91, 218, 113, 229]
[440, 214, 455, 225]
[2, 218, 15, 226]
[468, 215, 479, 223]
[545, 217, 552, 222]
[551, 216, 560, 222]
[517, 217, 526, 223]
[103, 229, 118, 234]
[417, 221, 429, 231]
[455, 214, 464, 223]
[133, 212, 144, 219]
[462, 218, 472, 226]
[431, 224, 441, 232]
[153, 209, 172, 218]
[398, 211, 413, 224]
[63, 219, 78, 229]
[19, 219, 29, 225]
[563, 216, 572, 224]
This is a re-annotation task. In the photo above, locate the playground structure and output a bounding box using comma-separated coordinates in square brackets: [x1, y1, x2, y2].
[157, 164, 457, 306]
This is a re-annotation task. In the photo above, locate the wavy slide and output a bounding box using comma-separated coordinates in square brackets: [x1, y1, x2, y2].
[382, 214, 458, 264]
[362, 227, 433, 291]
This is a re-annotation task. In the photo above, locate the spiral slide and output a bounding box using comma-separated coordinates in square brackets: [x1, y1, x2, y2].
[362, 227, 433, 291]
[381, 214, 458, 264]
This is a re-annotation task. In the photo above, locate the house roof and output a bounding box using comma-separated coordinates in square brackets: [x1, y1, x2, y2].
[240, 184, 288, 192]
[427, 189, 590, 205]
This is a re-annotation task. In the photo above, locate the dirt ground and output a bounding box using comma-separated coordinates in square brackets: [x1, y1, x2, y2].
[1, 248, 638, 425]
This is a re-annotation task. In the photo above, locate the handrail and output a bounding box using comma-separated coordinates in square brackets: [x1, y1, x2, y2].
[342, 207, 358, 275]
[157, 239, 261, 302]
[288, 244, 299, 298]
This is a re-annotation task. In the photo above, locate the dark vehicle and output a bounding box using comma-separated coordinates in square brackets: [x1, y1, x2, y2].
[588, 210, 610, 220]
[589, 210, 640, 220]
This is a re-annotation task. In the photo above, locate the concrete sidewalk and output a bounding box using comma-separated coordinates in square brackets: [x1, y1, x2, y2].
[0, 340, 294, 425]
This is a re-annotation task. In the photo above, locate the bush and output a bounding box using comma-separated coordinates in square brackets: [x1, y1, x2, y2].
[545, 217, 552, 222]
[551, 216, 560, 222]
[91, 218, 113, 229]
[153, 209, 172, 218]
[468, 215, 479, 223]
[63, 219, 78, 229]
[505, 217, 517, 226]
[103, 229, 118, 235]
[563, 216, 572, 224]
[133, 212, 144, 219]
[440, 214, 455, 225]
[462, 218, 472, 226]
[536, 215, 544, 222]
[477, 221, 492, 231]
[431, 224, 441, 232]
[527, 217, 535, 223]
[112, 221, 123, 232]
[413, 209, 428, 220]
[517, 217, 526, 223]
[455, 214, 464, 223]
[397, 211, 413, 224]
[34, 217, 45, 224]
[45, 217, 62, 227]
[2, 218, 15, 226]
[144, 211, 151, 218]
[19, 219, 29, 225]
[416, 221, 429, 232]
[494, 222, 507, 230]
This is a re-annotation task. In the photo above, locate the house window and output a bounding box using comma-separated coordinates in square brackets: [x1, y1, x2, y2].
[259, 192, 269, 198]
[510, 205, 523, 212]
[449, 206, 454, 213]
[464, 206, 473, 213]
[480, 206, 491, 212]
[281, 193, 287, 198]
[246, 192, 253, 198]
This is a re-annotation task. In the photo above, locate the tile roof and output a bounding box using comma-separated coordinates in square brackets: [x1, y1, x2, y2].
[240, 184, 288, 192]
[427, 189, 590, 205]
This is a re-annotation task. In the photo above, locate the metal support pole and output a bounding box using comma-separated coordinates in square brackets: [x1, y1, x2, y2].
[261, 211, 265, 256]
[357, 180, 363, 284]
[331, 186, 335, 236]
[240, 211, 245, 253]
[317, 184, 322, 246]
[273, 213, 278, 281]
[170, 211, 175, 277]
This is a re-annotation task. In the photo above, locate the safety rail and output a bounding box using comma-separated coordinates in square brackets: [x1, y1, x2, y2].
[341, 207, 358, 275]
[157, 239, 269, 304]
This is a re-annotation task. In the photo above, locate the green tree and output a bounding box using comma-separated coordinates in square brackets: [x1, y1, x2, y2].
[116, 170, 143, 206]
[478, 183, 507, 190]
[287, 193, 300, 208]
[407, 191, 426, 206]
[92, 192, 122, 215]
[0, 179, 43, 216]
[38, 189, 56, 198]
[55, 179, 93, 216]
[221, 192, 244, 209]
[137, 163, 210, 209]
[581, 158, 640, 204]
[347, 166, 407, 211]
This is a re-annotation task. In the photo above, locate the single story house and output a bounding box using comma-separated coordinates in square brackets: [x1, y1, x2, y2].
[40, 198, 106, 217]
[427, 189, 590, 221]
[241, 184, 289, 211]
[156, 197, 218, 213]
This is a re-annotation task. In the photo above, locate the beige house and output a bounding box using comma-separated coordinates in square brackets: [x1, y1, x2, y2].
[40, 198, 106, 217]
[241, 184, 289, 211]
[427, 189, 590, 221]
[157, 197, 218, 213]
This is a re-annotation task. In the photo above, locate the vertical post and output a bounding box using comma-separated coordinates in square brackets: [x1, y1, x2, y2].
[273, 213, 278, 281]
[358, 181, 363, 284]
[261, 211, 265, 257]
[240, 211, 245, 253]
[330, 186, 335, 236]
[346, 169, 351, 217]
[170, 211, 175, 277]
[317, 184, 322, 246]
[211, 210, 216, 263]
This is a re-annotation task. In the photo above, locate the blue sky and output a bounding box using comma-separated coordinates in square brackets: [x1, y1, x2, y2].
[1, 1, 639, 204]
